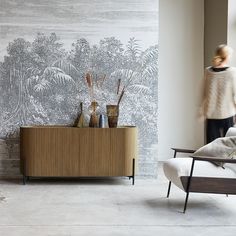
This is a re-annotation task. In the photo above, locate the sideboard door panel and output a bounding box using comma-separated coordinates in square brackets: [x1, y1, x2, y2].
[20, 126, 137, 177]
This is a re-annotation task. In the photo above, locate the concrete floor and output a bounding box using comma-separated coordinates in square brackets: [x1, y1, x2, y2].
[0, 168, 236, 236]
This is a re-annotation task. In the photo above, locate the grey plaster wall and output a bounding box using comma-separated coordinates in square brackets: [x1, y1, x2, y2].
[0, 0, 158, 177]
[204, 0, 228, 67]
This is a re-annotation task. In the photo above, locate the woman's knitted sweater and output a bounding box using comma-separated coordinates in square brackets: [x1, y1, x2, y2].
[204, 67, 236, 119]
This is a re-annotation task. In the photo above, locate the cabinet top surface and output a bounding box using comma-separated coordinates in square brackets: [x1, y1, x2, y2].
[21, 125, 136, 129]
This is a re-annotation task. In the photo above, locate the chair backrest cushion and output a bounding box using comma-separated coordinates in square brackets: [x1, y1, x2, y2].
[193, 135, 236, 166]
[225, 127, 236, 137]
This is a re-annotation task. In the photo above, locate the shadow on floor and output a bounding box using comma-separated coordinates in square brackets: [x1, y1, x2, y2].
[0, 176, 134, 186]
[144, 195, 232, 214]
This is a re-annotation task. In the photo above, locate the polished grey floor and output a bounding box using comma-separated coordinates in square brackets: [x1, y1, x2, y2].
[0, 167, 236, 236]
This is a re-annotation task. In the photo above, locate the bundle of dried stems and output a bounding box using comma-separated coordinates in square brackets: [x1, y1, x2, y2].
[85, 72, 125, 105]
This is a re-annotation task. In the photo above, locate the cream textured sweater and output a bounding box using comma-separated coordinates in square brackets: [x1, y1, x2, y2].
[204, 67, 236, 119]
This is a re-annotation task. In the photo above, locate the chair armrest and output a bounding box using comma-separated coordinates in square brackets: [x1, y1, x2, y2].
[190, 155, 236, 164]
[171, 148, 196, 154]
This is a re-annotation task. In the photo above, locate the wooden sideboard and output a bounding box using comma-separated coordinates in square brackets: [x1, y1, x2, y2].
[20, 126, 138, 184]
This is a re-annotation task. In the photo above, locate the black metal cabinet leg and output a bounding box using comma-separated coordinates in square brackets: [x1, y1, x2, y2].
[132, 158, 135, 185]
[23, 175, 27, 185]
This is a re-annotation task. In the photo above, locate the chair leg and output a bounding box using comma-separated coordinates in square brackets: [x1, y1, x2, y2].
[167, 181, 172, 198]
[166, 150, 176, 198]
[183, 192, 190, 213]
[183, 158, 195, 213]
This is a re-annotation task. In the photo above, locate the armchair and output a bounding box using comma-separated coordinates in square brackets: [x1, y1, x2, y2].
[163, 128, 236, 213]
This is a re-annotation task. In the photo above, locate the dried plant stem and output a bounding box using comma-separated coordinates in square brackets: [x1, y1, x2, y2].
[85, 73, 92, 88]
[89, 88, 93, 101]
[80, 102, 83, 112]
[91, 86, 94, 101]
[117, 78, 121, 95]
[117, 87, 125, 105]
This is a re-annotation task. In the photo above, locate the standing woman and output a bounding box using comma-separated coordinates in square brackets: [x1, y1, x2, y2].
[203, 44, 236, 143]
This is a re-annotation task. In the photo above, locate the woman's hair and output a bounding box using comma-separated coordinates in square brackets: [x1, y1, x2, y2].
[212, 44, 233, 67]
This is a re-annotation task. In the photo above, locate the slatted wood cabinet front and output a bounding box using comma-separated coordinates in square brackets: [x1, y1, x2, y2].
[20, 126, 137, 177]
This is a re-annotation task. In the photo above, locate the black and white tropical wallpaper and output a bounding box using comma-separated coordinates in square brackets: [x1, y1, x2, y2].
[0, 0, 158, 177]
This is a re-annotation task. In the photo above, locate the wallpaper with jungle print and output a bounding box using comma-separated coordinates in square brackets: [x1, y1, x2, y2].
[0, 0, 158, 177]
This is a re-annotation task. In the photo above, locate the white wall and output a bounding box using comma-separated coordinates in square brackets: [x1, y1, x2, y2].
[158, 0, 205, 160]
